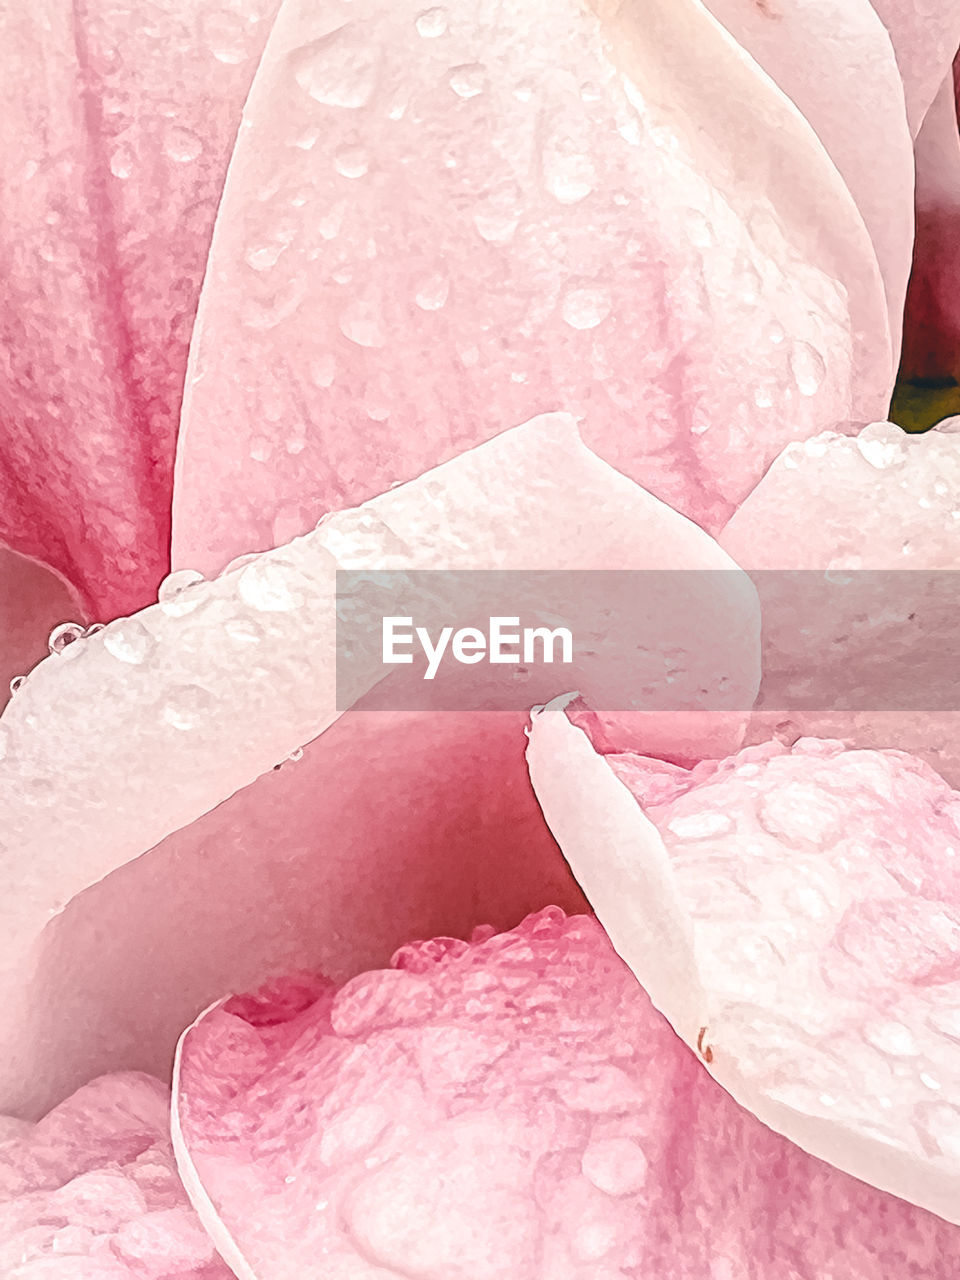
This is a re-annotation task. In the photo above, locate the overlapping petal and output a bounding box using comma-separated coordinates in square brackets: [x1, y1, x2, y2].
[0, 1071, 232, 1277]
[0, 416, 757, 1115]
[527, 707, 960, 1224]
[0, 0, 278, 617]
[171, 0, 892, 576]
[174, 910, 960, 1279]
[700, 0, 914, 356]
[719, 417, 960, 785]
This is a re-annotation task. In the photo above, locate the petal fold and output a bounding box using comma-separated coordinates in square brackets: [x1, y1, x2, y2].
[527, 711, 960, 1224]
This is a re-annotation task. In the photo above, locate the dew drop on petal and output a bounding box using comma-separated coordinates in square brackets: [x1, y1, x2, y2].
[789, 341, 826, 397]
[158, 569, 207, 617]
[164, 126, 202, 164]
[162, 684, 212, 732]
[562, 287, 611, 330]
[449, 63, 486, 99]
[237, 560, 302, 613]
[48, 621, 85, 656]
[414, 272, 450, 311]
[291, 25, 380, 110]
[415, 7, 447, 37]
[224, 616, 263, 645]
[103, 619, 154, 666]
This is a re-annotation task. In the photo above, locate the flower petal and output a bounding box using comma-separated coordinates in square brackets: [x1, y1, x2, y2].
[527, 710, 960, 1223]
[0, 1071, 232, 1277]
[0, 548, 85, 717]
[174, 909, 960, 1279]
[900, 70, 960, 384]
[719, 418, 960, 786]
[0, 0, 278, 617]
[170, 0, 891, 574]
[700, 0, 914, 357]
[869, 0, 960, 133]
[0, 414, 758, 1115]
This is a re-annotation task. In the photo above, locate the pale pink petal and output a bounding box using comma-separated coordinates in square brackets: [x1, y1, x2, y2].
[870, 0, 960, 133]
[0, 416, 758, 1115]
[901, 70, 960, 382]
[719, 418, 960, 787]
[171, 0, 891, 575]
[0, 1071, 232, 1277]
[0, 549, 86, 717]
[527, 710, 960, 1223]
[173, 909, 960, 1278]
[0, 0, 278, 618]
[700, 0, 913, 357]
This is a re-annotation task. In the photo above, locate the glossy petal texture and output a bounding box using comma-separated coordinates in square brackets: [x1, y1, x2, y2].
[0, 415, 757, 1115]
[0, 0, 278, 617]
[901, 71, 960, 382]
[719, 418, 960, 787]
[869, 0, 960, 133]
[174, 909, 960, 1280]
[171, 0, 892, 574]
[0, 549, 85, 717]
[528, 712, 960, 1224]
[0, 1072, 232, 1278]
[700, 0, 913, 356]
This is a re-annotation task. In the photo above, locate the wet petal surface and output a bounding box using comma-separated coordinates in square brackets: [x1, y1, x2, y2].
[527, 712, 960, 1224]
[0, 0, 278, 616]
[175, 909, 960, 1279]
[171, 0, 891, 574]
[0, 1072, 232, 1278]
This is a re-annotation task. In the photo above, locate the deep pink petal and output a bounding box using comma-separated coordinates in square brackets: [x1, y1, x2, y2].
[171, 0, 891, 575]
[0, 1072, 232, 1277]
[0, 0, 278, 618]
[0, 418, 757, 1116]
[527, 711, 960, 1223]
[901, 69, 960, 382]
[0, 548, 85, 717]
[701, 0, 914, 357]
[174, 910, 960, 1279]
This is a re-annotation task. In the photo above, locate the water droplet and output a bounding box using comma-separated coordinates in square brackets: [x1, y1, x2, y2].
[666, 811, 734, 841]
[542, 134, 595, 205]
[686, 209, 716, 248]
[163, 684, 212, 732]
[238, 560, 303, 612]
[225, 616, 263, 645]
[334, 142, 369, 179]
[581, 1136, 648, 1196]
[9, 675, 25, 695]
[856, 421, 907, 470]
[109, 144, 134, 180]
[414, 272, 450, 311]
[753, 386, 774, 409]
[415, 6, 447, 37]
[288, 746, 305, 762]
[245, 242, 287, 272]
[158, 569, 207, 617]
[48, 621, 85, 656]
[241, 278, 306, 331]
[562, 287, 611, 330]
[789, 341, 826, 397]
[103, 619, 154, 665]
[291, 25, 380, 110]
[863, 1019, 919, 1057]
[164, 126, 202, 163]
[449, 63, 486, 99]
[201, 10, 249, 64]
[340, 294, 386, 348]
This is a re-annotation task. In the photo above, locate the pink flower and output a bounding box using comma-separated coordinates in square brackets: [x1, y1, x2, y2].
[2, 1, 960, 1275]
